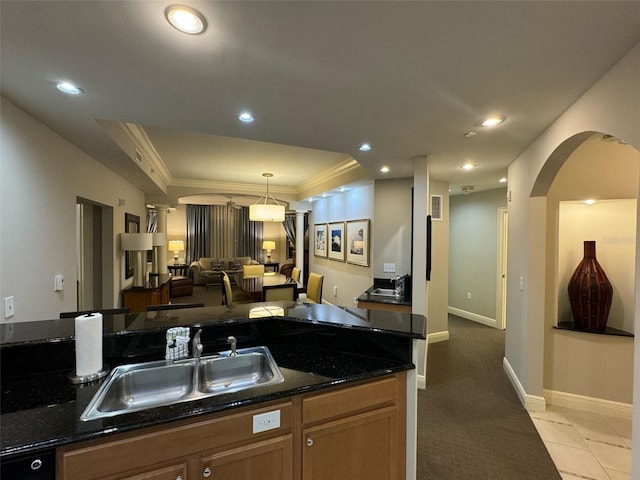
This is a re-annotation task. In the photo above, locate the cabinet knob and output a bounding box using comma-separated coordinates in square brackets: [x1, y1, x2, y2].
[30, 459, 43, 471]
[203, 466, 212, 477]
[306, 437, 313, 447]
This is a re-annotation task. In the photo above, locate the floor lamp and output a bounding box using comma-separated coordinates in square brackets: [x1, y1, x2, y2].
[121, 233, 153, 287]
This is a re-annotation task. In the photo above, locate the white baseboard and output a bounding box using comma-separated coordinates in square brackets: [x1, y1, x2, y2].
[417, 374, 426, 390]
[448, 306, 497, 329]
[427, 331, 449, 344]
[502, 357, 546, 413]
[543, 389, 632, 419]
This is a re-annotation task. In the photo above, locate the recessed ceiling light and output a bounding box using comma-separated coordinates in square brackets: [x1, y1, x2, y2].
[165, 5, 207, 34]
[461, 163, 475, 171]
[499, 177, 507, 183]
[481, 116, 504, 127]
[380, 166, 390, 173]
[56, 81, 83, 95]
[584, 199, 597, 205]
[464, 131, 477, 138]
[238, 112, 254, 123]
[359, 143, 372, 152]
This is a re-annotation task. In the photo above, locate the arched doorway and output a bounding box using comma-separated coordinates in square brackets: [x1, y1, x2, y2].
[526, 131, 638, 474]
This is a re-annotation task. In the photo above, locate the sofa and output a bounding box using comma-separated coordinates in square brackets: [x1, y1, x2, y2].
[189, 256, 258, 285]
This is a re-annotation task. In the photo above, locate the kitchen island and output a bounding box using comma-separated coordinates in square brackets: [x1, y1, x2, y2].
[1, 302, 425, 479]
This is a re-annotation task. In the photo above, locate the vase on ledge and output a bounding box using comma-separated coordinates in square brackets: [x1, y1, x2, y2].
[567, 240, 613, 331]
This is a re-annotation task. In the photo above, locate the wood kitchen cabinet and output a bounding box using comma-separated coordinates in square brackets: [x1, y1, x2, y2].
[57, 373, 406, 480]
[199, 435, 292, 480]
[120, 463, 187, 480]
[301, 373, 406, 480]
[122, 276, 170, 312]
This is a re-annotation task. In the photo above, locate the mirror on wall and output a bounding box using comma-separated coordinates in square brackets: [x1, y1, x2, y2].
[124, 213, 140, 279]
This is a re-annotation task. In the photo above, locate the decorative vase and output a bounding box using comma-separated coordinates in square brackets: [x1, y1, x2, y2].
[567, 241, 613, 331]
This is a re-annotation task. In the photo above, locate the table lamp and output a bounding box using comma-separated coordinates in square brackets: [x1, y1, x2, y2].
[121, 233, 153, 287]
[262, 240, 276, 262]
[168, 240, 185, 265]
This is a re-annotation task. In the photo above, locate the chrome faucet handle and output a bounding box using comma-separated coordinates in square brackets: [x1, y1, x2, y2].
[227, 336, 237, 357]
[192, 329, 203, 359]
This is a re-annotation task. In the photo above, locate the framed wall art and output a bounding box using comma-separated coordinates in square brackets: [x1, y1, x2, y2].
[313, 223, 328, 258]
[346, 219, 370, 266]
[327, 222, 345, 262]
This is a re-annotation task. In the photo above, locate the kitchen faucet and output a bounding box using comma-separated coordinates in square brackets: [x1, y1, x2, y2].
[227, 336, 237, 356]
[192, 329, 203, 359]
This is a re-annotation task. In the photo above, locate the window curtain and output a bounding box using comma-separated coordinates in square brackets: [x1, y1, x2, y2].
[210, 206, 262, 260]
[186, 204, 211, 264]
[237, 207, 263, 259]
[211, 205, 237, 258]
[146, 209, 157, 233]
[283, 214, 296, 247]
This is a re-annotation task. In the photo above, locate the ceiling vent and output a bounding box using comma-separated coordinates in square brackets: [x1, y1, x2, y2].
[461, 185, 475, 195]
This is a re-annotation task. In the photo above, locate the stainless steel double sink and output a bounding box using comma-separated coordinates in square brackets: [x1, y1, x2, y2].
[81, 346, 284, 421]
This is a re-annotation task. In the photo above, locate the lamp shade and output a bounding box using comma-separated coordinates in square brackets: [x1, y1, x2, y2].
[120, 233, 153, 251]
[262, 240, 276, 251]
[168, 240, 185, 252]
[152, 232, 167, 246]
[249, 204, 285, 222]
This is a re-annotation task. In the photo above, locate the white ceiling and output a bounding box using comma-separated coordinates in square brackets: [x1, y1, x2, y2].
[2, 1, 640, 200]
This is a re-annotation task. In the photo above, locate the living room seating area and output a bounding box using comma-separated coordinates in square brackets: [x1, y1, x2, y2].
[189, 256, 259, 285]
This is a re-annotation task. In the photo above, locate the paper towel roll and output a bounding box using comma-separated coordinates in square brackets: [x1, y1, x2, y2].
[75, 313, 103, 376]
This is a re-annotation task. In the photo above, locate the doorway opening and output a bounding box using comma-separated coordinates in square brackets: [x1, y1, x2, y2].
[76, 198, 114, 311]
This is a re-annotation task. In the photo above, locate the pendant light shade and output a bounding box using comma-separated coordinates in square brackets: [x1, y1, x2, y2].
[249, 173, 285, 222]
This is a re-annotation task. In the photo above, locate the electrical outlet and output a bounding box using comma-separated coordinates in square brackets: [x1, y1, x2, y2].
[54, 274, 64, 291]
[4, 296, 15, 318]
[383, 263, 396, 273]
[466, 292, 472, 300]
[253, 410, 280, 434]
[519, 276, 525, 292]
[333, 285, 338, 297]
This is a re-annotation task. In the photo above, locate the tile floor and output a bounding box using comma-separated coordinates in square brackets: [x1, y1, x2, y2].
[529, 406, 632, 480]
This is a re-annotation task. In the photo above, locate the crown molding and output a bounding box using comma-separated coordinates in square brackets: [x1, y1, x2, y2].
[296, 158, 369, 200]
[120, 122, 173, 186]
[169, 178, 298, 197]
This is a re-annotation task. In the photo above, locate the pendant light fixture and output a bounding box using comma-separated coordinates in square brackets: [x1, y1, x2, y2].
[249, 173, 285, 222]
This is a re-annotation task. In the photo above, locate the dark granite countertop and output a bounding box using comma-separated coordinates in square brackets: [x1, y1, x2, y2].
[1, 303, 425, 458]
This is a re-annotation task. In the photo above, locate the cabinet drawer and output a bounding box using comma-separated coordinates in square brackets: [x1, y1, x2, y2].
[302, 375, 400, 426]
[121, 462, 187, 480]
[58, 402, 292, 480]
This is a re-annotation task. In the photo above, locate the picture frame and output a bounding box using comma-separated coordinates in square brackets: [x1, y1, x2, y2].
[346, 219, 370, 266]
[125, 213, 140, 279]
[313, 223, 328, 258]
[327, 222, 345, 262]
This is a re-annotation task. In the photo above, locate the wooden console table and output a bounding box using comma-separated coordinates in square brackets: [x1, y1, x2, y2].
[122, 274, 171, 312]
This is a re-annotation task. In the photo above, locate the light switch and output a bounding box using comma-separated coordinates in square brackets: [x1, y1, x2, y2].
[54, 274, 64, 291]
[4, 296, 15, 318]
[383, 263, 396, 273]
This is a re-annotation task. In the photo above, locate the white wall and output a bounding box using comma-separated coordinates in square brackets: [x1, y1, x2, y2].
[449, 188, 507, 321]
[0, 97, 146, 322]
[504, 42, 640, 474]
[309, 184, 375, 306]
[373, 178, 413, 278]
[427, 180, 450, 336]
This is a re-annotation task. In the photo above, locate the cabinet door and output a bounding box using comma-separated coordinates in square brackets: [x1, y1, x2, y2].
[303, 407, 401, 480]
[121, 462, 187, 480]
[199, 435, 292, 480]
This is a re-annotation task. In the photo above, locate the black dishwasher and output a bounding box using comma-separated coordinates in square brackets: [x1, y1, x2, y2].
[1, 449, 55, 480]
